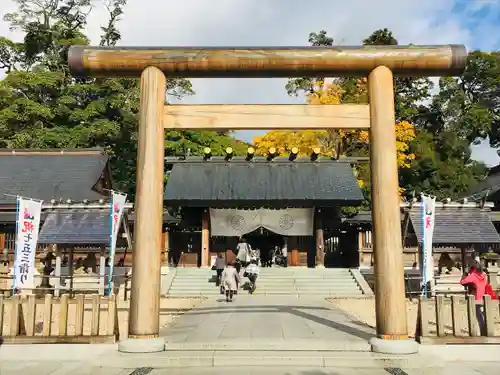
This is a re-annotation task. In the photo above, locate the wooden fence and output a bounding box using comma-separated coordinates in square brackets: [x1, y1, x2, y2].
[417, 295, 500, 344]
[0, 294, 118, 344]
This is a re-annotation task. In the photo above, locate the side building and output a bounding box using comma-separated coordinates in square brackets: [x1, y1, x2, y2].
[0, 148, 178, 265]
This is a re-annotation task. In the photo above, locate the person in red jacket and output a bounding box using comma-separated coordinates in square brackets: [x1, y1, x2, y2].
[460, 263, 487, 335]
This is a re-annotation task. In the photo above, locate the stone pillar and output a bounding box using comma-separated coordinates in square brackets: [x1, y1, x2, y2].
[119, 66, 166, 353]
[368, 66, 417, 354]
[68, 246, 74, 295]
[358, 231, 364, 267]
[315, 208, 324, 267]
[0, 248, 9, 294]
[162, 229, 170, 265]
[201, 210, 210, 267]
[99, 246, 106, 296]
[54, 245, 62, 297]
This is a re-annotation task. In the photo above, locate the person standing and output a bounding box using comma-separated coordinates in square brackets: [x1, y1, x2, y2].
[221, 262, 240, 302]
[282, 237, 288, 268]
[236, 236, 252, 274]
[215, 253, 225, 289]
[460, 263, 487, 335]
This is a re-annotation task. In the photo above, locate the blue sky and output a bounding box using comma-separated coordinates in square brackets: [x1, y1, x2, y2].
[446, 0, 500, 165]
[1, 0, 500, 165]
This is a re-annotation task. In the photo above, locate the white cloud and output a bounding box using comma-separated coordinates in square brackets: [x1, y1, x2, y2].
[1, 0, 499, 163]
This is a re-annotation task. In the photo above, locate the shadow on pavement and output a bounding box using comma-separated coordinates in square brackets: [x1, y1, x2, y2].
[160, 304, 374, 341]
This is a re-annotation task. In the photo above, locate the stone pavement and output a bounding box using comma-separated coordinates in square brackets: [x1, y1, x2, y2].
[160, 295, 374, 350]
[1, 295, 500, 374]
[0, 361, 499, 375]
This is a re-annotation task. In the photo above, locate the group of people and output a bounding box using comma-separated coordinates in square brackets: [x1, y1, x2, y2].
[213, 237, 261, 302]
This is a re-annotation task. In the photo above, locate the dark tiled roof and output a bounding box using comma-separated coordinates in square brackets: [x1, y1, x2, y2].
[409, 207, 500, 245]
[164, 161, 363, 207]
[0, 210, 180, 224]
[0, 211, 48, 223]
[0, 150, 109, 204]
[38, 210, 111, 245]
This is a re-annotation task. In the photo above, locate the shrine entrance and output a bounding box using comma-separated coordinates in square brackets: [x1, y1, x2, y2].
[68, 44, 467, 354]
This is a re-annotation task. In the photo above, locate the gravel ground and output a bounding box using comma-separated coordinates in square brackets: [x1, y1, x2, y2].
[0, 296, 203, 339]
[328, 297, 500, 337]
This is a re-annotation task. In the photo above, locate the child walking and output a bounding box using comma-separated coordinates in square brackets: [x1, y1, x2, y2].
[245, 259, 260, 294]
[221, 261, 240, 302]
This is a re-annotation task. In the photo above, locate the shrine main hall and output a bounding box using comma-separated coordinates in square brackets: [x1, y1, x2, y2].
[163, 148, 365, 268]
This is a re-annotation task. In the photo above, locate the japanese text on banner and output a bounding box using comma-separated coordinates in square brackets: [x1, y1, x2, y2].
[108, 192, 127, 294]
[421, 193, 436, 294]
[14, 198, 43, 291]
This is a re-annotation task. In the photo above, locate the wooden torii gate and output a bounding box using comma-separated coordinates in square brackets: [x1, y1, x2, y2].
[68, 45, 467, 354]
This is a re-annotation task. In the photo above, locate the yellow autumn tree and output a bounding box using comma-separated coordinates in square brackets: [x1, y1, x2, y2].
[252, 79, 416, 194]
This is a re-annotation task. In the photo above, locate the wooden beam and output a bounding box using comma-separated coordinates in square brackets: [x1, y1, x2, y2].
[68, 45, 467, 78]
[163, 104, 370, 130]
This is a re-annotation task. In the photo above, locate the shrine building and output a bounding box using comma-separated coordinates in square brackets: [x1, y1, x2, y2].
[164, 147, 366, 268]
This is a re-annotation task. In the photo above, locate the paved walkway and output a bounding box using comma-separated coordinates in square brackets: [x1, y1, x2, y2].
[2, 296, 500, 374]
[160, 295, 374, 350]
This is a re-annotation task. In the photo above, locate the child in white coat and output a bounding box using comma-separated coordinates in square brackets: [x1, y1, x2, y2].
[221, 262, 240, 302]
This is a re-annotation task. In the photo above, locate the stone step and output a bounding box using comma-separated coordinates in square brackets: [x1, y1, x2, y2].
[293, 279, 356, 283]
[294, 287, 360, 292]
[164, 339, 371, 351]
[171, 279, 357, 286]
[170, 280, 358, 287]
[171, 279, 357, 284]
[168, 268, 363, 296]
[173, 272, 353, 275]
[175, 270, 352, 275]
[166, 291, 363, 297]
[168, 286, 362, 295]
[103, 352, 441, 369]
[169, 285, 360, 291]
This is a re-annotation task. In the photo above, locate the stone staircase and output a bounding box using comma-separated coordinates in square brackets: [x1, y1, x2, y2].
[166, 267, 368, 297]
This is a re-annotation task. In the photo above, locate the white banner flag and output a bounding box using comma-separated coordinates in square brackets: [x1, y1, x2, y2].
[13, 197, 43, 291]
[108, 191, 127, 294]
[421, 193, 436, 294]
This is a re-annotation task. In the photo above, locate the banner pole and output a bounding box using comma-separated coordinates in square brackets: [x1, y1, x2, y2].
[108, 191, 113, 296]
[12, 196, 20, 294]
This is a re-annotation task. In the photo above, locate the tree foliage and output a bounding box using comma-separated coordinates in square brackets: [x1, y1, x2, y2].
[279, 28, 490, 202]
[0, 0, 247, 197]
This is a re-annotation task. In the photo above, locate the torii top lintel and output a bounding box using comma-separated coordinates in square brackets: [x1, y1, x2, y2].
[68, 45, 467, 78]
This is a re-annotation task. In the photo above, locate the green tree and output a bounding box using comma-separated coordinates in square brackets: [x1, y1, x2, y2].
[402, 51, 496, 199]
[285, 28, 489, 202]
[286, 28, 433, 123]
[0, 0, 246, 197]
[400, 130, 487, 199]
